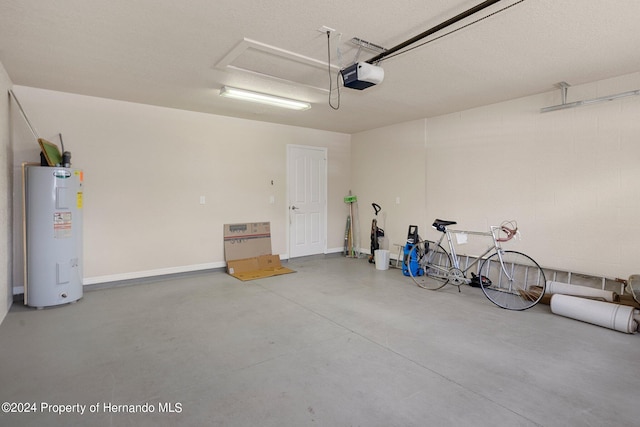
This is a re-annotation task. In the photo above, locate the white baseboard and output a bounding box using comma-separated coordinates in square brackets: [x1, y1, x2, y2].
[12, 263, 227, 294]
[326, 247, 344, 254]
[15, 251, 348, 293]
[83, 262, 226, 285]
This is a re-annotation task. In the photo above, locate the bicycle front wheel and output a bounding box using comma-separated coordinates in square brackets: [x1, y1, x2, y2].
[408, 240, 451, 290]
[479, 251, 546, 310]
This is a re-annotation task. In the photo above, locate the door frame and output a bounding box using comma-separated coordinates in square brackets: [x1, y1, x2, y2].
[286, 144, 328, 259]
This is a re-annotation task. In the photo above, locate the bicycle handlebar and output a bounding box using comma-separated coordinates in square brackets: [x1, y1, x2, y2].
[496, 226, 518, 242]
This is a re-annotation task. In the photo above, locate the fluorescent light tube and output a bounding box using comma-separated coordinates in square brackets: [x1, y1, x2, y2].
[219, 86, 311, 111]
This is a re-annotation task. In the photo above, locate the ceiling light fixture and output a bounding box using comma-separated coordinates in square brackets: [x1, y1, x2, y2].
[219, 86, 311, 111]
[541, 87, 640, 113]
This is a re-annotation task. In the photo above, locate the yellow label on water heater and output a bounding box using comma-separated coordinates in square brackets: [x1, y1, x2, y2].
[77, 192, 83, 209]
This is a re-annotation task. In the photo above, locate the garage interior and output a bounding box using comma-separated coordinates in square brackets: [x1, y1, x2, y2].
[1, 1, 639, 426]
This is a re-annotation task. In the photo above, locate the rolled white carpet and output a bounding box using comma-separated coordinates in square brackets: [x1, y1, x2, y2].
[545, 280, 618, 302]
[550, 294, 639, 334]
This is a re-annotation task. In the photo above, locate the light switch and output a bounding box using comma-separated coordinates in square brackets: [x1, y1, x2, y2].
[199, 196, 206, 205]
[396, 196, 401, 204]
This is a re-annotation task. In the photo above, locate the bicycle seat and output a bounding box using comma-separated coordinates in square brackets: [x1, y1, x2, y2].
[432, 219, 457, 232]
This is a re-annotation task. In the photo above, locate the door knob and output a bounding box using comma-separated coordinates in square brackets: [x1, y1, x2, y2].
[291, 205, 300, 210]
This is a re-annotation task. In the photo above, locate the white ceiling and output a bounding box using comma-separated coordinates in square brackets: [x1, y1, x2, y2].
[2, 0, 640, 134]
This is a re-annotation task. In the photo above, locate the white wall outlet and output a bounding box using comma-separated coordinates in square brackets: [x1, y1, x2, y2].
[269, 195, 275, 204]
[199, 196, 206, 205]
[396, 196, 401, 204]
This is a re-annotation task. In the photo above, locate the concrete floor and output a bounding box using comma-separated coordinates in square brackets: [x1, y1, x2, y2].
[0, 255, 638, 427]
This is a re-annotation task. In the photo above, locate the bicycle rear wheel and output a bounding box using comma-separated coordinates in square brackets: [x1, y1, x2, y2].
[408, 240, 451, 290]
[479, 250, 546, 310]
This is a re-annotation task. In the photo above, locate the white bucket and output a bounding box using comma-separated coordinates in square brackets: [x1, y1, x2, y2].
[375, 249, 390, 270]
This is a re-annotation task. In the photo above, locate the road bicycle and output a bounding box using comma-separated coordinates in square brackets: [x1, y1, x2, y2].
[407, 219, 546, 310]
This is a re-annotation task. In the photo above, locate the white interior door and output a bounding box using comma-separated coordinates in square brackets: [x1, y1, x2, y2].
[288, 145, 327, 258]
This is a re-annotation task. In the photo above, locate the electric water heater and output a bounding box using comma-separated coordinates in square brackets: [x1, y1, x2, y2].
[25, 166, 83, 308]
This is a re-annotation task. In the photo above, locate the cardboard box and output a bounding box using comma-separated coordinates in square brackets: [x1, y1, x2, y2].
[618, 294, 640, 309]
[223, 222, 294, 281]
[223, 222, 272, 261]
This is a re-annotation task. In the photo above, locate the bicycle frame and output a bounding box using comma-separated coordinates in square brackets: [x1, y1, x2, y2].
[410, 220, 546, 310]
[425, 226, 508, 285]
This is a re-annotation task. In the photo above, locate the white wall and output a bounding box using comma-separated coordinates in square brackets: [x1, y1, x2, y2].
[353, 72, 640, 279]
[351, 119, 427, 254]
[11, 86, 351, 287]
[0, 62, 13, 323]
[10, 71, 640, 294]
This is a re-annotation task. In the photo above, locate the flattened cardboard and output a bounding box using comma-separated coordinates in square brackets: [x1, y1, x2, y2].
[223, 222, 294, 281]
[226, 254, 295, 281]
